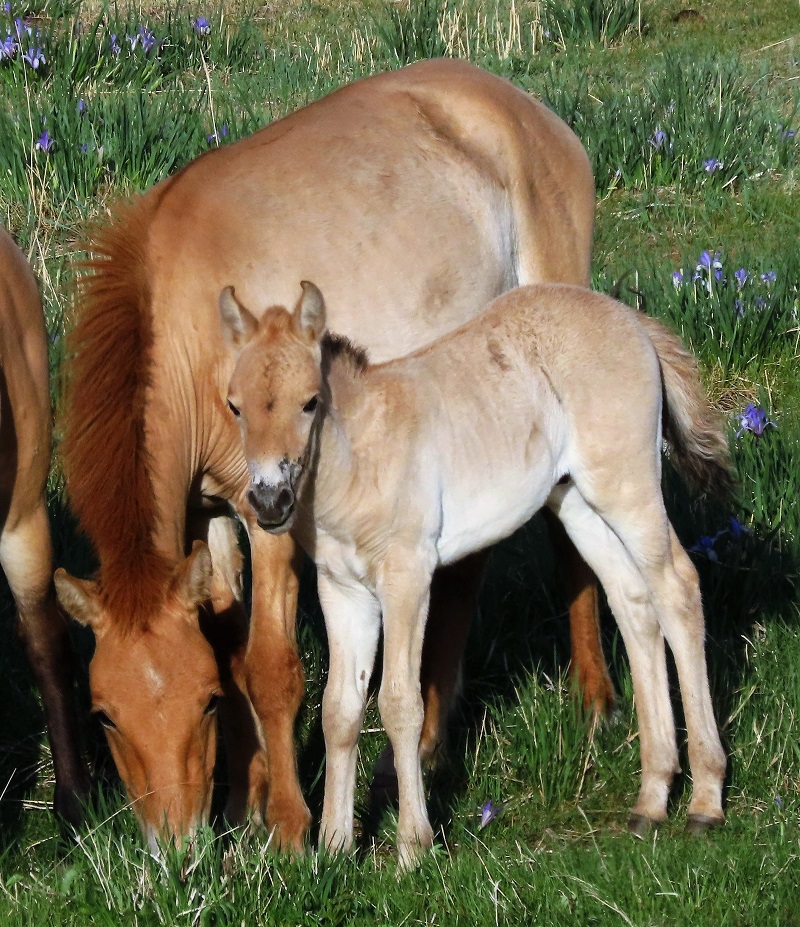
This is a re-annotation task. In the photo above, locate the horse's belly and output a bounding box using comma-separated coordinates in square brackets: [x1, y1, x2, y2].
[436, 463, 555, 566]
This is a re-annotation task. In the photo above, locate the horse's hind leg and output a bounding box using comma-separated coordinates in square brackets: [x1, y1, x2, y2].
[1, 504, 89, 826]
[548, 486, 679, 827]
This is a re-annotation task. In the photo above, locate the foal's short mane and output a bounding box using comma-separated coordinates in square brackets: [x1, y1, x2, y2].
[61, 193, 174, 628]
[322, 332, 369, 376]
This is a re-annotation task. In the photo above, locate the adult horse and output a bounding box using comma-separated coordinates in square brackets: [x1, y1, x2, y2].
[0, 226, 89, 825]
[54, 58, 607, 851]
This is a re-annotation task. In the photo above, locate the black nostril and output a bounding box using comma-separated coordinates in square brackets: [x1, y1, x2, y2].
[277, 487, 294, 511]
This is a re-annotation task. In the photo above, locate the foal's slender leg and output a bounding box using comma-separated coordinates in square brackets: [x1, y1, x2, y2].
[318, 573, 382, 853]
[548, 486, 679, 826]
[1, 505, 90, 826]
[376, 552, 435, 870]
[243, 525, 311, 851]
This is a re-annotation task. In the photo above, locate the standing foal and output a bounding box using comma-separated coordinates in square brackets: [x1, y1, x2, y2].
[220, 281, 730, 869]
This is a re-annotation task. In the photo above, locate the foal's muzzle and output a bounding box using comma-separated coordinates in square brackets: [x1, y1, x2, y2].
[248, 482, 296, 532]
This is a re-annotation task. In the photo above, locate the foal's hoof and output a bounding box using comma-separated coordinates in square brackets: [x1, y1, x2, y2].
[627, 813, 658, 837]
[685, 813, 724, 836]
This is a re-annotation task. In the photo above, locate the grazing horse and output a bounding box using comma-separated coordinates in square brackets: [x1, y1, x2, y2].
[53, 58, 607, 851]
[220, 281, 730, 869]
[0, 226, 89, 825]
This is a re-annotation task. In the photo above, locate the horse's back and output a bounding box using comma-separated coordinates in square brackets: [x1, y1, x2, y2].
[142, 60, 594, 365]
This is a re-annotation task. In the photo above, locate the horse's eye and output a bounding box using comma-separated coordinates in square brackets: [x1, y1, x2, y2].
[204, 694, 222, 716]
[94, 709, 116, 730]
[227, 400, 240, 418]
[303, 396, 319, 414]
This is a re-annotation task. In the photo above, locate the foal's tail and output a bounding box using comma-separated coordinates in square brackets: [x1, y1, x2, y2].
[638, 315, 735, 496]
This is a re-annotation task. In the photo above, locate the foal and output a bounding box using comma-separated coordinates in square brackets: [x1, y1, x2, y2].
[220, 281, 730, 869]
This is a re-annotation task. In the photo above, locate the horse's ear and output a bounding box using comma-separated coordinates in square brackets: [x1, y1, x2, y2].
[173, 541, 214, 611]
[219, 286, 259, 353]
[293, 281, 326, 343]
[54, 569, 104, 633]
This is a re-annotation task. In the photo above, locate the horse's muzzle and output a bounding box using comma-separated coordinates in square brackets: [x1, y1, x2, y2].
[248, 483, 296, 532]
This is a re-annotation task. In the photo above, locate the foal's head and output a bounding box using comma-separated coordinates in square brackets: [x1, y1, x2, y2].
[220, 282, 326, 534]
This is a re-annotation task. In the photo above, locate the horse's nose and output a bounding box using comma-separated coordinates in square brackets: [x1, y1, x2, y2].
[248, 483, 295, 529]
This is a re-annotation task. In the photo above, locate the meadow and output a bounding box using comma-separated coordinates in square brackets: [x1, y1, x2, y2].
[0, 0, 798, 923]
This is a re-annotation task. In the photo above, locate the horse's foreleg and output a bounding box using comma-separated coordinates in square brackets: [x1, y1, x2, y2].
[192, 513, 269, 827]
[318, 573, 381, 853]
[377, 551, 435, 870]
[245, 526, 310, 851]
[1, 505, 90, 827]
[542, 509, 616, 715]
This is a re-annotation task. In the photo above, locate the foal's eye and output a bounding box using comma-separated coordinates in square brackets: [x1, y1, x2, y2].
[227, 400, 240, 418]
[93, 709, 116, 730]
[303, 396, 319, 414]
[204, 694, 222, 716]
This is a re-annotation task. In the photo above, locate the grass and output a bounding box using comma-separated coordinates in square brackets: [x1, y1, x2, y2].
[0, 0, 799, 924]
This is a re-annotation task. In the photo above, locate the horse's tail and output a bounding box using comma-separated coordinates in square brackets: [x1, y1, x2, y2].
[638, 315, 735, 497]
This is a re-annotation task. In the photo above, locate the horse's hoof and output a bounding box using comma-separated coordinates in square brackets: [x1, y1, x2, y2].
[685, 813, 724, 836]
[628, 813, 657, 837]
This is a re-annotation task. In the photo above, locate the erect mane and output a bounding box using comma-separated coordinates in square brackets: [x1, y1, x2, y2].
[61, 194, 173, 628]
[322, 332, 369, 376]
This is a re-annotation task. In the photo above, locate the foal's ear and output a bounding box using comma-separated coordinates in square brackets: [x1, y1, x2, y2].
[219, 286, 259, 353]
[54, 569, 104, 633]
[293, 280, 326, 343]
[173, 541, 214, 611]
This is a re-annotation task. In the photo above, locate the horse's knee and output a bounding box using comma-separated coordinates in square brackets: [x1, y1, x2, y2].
[245, 641, 305, 719]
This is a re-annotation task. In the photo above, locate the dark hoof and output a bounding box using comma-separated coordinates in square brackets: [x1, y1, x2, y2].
[628, 813, 658, 837]
[685, 813, 724, 836]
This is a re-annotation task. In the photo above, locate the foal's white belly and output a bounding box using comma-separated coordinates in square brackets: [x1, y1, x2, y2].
[436, 454, 558, 566]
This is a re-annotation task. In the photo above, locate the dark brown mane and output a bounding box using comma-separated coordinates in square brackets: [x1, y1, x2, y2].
[61, 194, 173, 628]
[322, 332, 369, 376]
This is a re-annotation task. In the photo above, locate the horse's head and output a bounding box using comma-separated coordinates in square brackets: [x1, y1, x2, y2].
[220, 282, 326, 535]
[54, 542, 222, 853]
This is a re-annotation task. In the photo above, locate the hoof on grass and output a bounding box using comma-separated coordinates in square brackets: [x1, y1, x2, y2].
[685, 813, 724, 836]
[627, 813, 658, 837]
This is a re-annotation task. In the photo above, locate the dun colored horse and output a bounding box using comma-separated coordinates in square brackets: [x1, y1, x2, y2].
[220, 281, 730, 869]
[54, 58, 608, 850]
[0, 227, 89, 825]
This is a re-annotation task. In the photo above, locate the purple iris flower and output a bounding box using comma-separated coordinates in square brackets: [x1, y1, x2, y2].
[0, 32, 14, 59]
[107, 32, 120, 55]
[127, 25, 157, 53]
[689, 535, 719, 562]
[736, 403, 776, 438]
[694, 250, 723, 289]
[22, 43, 44, 68]
[777, 125, 796, 141]
[703, 157, 723, 173]
[3, 2, 10, 13]
[761, 271, 776, 285]
[192, 16, 210, 36]
[77, 97, 86, 115]
[206, 124, 228, 144]
[672, 269, 684, 290]
[479, 800, 500, 829]
[650, 128, 667, 150]
[727, 516, 752, 540]
[35, 129, 52, 152]
[734, 268, 748, 288]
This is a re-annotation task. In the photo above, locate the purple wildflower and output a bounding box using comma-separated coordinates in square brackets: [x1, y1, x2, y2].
[3, 2, 9, 13]
[775, 796, 783, 809]
[206, 124, 228, 144]
[192, 16, 210, 36]
[734, 268, 748, 288]
[0, 31, 14, 59]
[128, 24, 157, 54]
[35, 129, 52, 153]
[703, 157, 723, 173]
[479, 800, 499, 830]
[689, 535, 719, 562]
[107, 32, 120, 56]
[650, 128, 667, 151]
[22, 42, 44, 70]
[727, 516, 752, 540]
[79, 142, 88, 153]
[672, 269, 684, 290]
[761, 271, 776, 285]
[693, 250, 723, 289]
[777, 125, 796, 141]
[77, 97, 86, 115]
[736, 403, 776, 439]
[754, 296, 767, 310]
